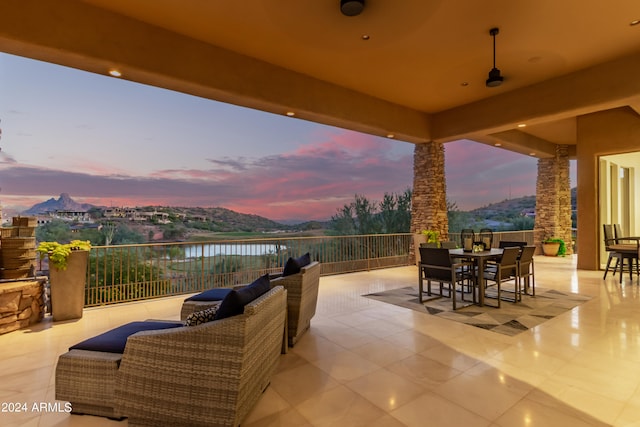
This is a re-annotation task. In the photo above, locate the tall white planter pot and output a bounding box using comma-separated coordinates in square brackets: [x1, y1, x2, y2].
[50, 250, 89, 321]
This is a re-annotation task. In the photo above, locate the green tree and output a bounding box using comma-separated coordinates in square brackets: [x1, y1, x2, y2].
[396, 189, 412, 232]
[36, 220, 73, 243]
[331, 190, 412, 235]
[353, 194, 380, 234]
[379, 193, 397, 233]
[379, 189, 412, 233]
[509, 216, 535, 230]
[330, 204, 357, 235]
[112, 224, 145, 244]
[162, 224, 186, 241]
[76, 228, 105, 245]
[101, 221, 116, 245]
[88, 249, 164, 304]
[447, 200, 473, 233]
[166, 245, 185, 260]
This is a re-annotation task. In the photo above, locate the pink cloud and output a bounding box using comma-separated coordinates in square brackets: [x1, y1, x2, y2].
[0, 131, 414, 220]
[444, 140, 538, 210]
[0, 134, 566, 221]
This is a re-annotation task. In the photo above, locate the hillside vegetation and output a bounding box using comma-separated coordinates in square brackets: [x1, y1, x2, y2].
[27, 190, 576, 246]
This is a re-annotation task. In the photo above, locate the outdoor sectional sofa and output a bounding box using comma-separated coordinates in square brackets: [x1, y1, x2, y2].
[180, 256, 321, 347]
[55, 284, 287, 427]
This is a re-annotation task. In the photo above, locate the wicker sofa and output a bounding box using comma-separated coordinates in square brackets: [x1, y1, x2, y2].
[55, 285, 287, 427]
[180, 261, 321, 347]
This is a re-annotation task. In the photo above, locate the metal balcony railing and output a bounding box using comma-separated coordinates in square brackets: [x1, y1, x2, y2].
[39, 230, 537, 307]
[80, 233, 413, 306]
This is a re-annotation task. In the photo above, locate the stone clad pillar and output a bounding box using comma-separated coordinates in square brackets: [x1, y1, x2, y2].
[410, 142, 448, 260]
[534, 145, 573, 255]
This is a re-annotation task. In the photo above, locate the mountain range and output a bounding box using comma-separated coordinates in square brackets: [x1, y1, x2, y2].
[20, 191, 575, 231]
[23, 193, 94, 215]
[22, 193, 290, 231]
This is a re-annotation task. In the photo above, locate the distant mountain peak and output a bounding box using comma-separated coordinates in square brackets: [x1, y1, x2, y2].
[23, 193, 94, 215]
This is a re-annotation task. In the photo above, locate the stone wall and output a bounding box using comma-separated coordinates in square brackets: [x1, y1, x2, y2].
[0, 279, 46, 335]
[410, 142, 448, 261]
[534, 145, 573, 255]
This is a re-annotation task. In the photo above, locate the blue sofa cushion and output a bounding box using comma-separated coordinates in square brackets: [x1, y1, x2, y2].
[214, 274, 271, 320]
[69, 321, 183, 354]
[184, 287, 232, 302]
[282, 252, 311, 277]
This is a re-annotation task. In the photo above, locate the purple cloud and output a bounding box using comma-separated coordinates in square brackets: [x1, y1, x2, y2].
[0, 131, 414, 220]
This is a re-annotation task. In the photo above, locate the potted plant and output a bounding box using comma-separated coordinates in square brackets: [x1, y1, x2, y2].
[413, 229, 440, 266]
[37, 240, 91, 321]
[542, 237, 566, 257]
[422, 229, 440, 246]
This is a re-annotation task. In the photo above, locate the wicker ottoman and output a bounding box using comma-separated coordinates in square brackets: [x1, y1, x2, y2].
[55, 349, 123, 419]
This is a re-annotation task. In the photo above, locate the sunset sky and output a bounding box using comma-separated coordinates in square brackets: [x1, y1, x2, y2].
[0, 53, 573, 221]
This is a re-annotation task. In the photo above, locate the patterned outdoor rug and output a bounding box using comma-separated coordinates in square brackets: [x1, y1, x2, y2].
[363, 286, 591, 336]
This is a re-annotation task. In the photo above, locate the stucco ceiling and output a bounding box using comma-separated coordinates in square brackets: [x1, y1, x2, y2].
[1, 0, 640, 157]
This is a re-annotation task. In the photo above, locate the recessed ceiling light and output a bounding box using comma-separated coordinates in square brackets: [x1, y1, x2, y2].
[109, 69, 122, 77]
[517, 123, 527, 128]
[529, 152, 536, 156]
[630, 19, 640, 26]
[386, 133, 395, 139]
[285, 111, 295, 117]
[362, 34, 370, 40]
[461, 82, 469, 87]
[494, 143, 502, 147]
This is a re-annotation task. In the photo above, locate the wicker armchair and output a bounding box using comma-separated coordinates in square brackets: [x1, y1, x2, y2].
[180, 261, 321, 347]
[56, 286, 287, 427]
[270, 261, 321, 346]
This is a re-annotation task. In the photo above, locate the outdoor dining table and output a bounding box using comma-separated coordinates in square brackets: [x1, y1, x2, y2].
[449, 248, 503, 307]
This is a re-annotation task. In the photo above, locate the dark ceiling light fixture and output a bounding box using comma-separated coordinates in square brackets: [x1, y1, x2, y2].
[341, 0, 365, 17]
[486, 27, 504, 87]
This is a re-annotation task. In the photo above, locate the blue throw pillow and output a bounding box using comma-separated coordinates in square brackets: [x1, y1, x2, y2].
[213, 274, 271, 320]
[282, 252, 312, 277]
[185, 287, 232, 302]
[69, 321, 183, 354]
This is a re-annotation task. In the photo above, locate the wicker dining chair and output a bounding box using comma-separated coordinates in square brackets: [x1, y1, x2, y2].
[603, 224, 622, 279]
[418, 247, 474, 310]
[482, 246, 520, 307]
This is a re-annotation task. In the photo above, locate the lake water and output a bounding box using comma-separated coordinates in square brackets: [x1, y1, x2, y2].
[184, 243, 284, 258]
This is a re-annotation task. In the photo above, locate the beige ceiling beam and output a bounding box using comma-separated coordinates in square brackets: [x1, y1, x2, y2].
[488, 130, 559, 158]
[0, 1, 430, 143]
[465, 133, 577, 160]
[629, 98, 640, 116]
[463, 134, 550, 159]
[432, 52, 640, 143]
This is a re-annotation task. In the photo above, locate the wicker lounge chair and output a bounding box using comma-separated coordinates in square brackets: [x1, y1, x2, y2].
[270, 261, 321, 346]
[56, 286, 287, 426]
[180, 261, 321, 347]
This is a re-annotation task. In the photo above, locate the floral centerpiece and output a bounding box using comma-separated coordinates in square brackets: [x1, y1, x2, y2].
[37, 240, 92, 270]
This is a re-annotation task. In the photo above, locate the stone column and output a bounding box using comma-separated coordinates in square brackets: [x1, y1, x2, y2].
[534, 145, 573, 255]
[410, 142, 448, 261]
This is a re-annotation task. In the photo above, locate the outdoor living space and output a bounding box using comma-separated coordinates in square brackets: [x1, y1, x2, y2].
[2, 255, 640, 427]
